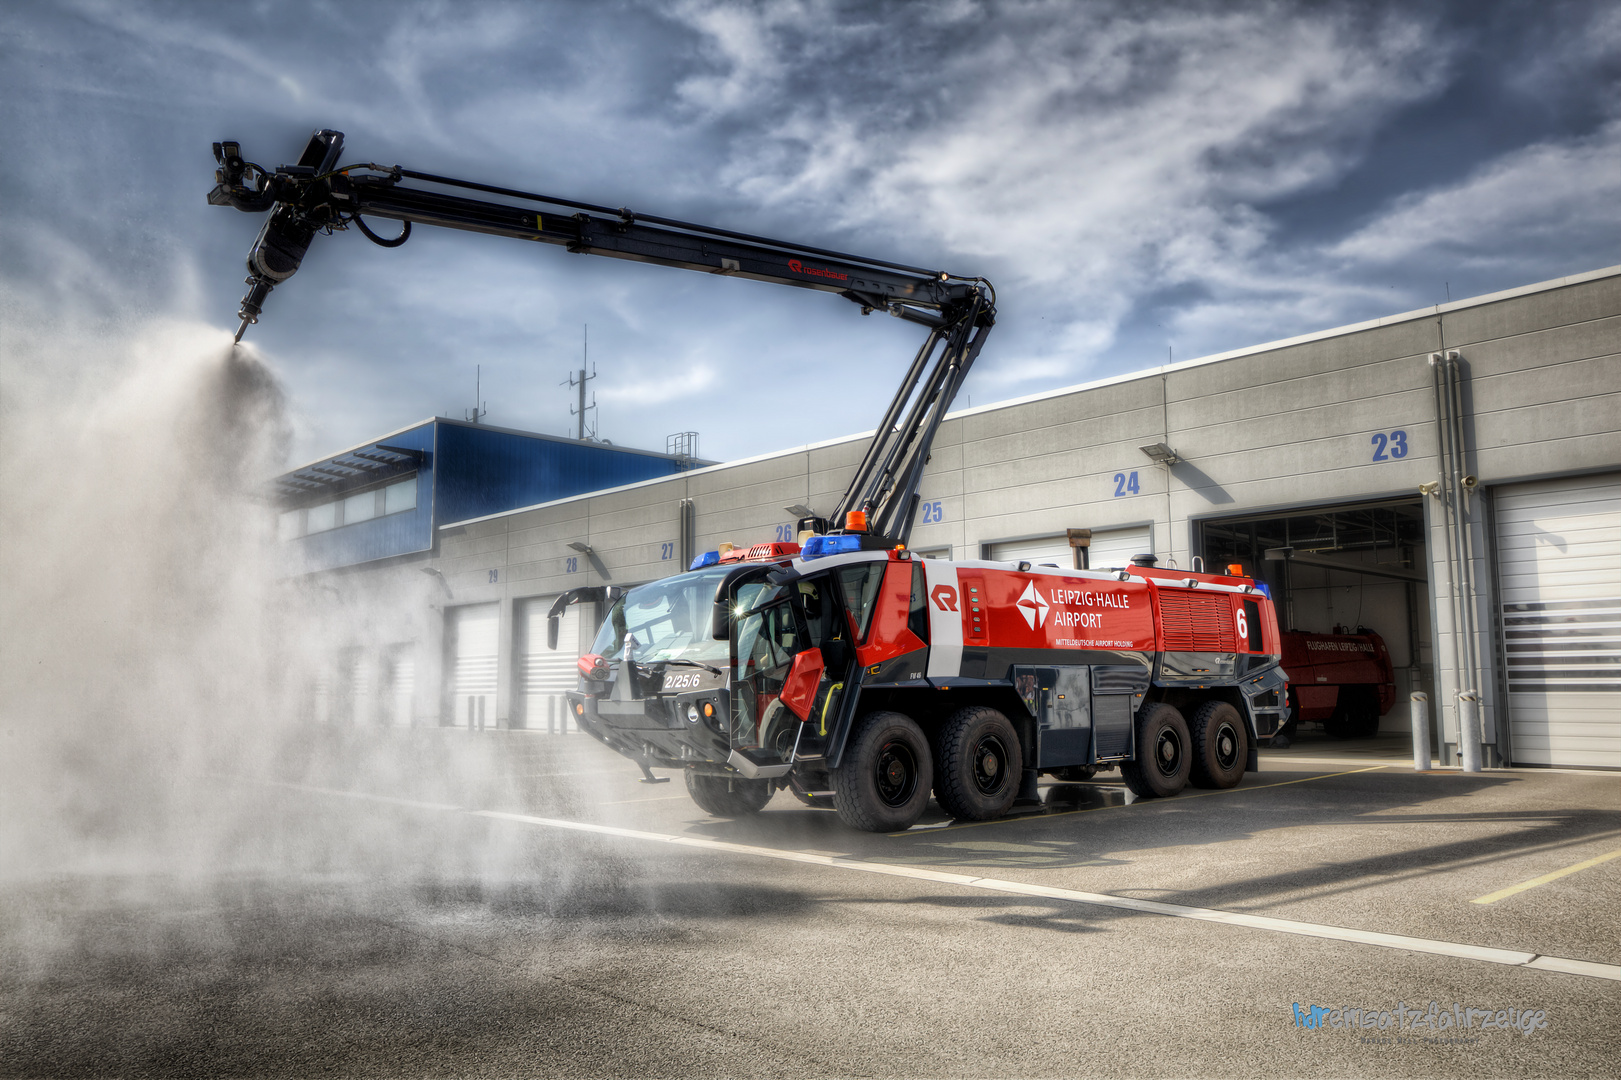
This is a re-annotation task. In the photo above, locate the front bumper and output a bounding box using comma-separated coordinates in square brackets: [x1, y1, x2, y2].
[568, 688, 734, 767]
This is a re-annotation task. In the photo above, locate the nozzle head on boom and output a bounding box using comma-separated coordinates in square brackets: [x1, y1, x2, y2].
[210, 129, 344, 341]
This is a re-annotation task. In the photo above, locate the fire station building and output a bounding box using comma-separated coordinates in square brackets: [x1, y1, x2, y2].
[296, 264, 1620, 771]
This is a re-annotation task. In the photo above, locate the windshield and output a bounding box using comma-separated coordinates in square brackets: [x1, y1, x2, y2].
[590, 566, 736, 664]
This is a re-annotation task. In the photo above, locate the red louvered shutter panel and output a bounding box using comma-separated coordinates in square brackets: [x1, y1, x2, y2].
[1157, 590, 1237, 652]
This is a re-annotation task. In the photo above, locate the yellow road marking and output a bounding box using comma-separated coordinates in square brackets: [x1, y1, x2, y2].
[893, 765, 1388, 837]
[1471, 847, 1621, 905]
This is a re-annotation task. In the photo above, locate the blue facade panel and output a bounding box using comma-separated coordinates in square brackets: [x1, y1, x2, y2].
[283, 423, 436, 575]
[280, 419, 690, 574]
[432, 423, 689, 527]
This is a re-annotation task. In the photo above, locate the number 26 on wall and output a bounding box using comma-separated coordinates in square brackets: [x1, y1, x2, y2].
[1371, 430, 1408, 462]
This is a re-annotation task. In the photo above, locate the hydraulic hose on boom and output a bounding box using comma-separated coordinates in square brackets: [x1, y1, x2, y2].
[208, 128, 994, 546]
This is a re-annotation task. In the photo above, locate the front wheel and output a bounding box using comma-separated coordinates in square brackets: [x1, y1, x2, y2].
[832, 711, 933, 832]
[685, 770, 774, 817]
[1188, 701, 1248, 789]
[933, 706, 1022, 821]
[1121, 703, 1191, 799]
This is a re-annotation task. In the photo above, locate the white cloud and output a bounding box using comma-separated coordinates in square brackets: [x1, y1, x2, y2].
[1331, 118, 1621, 269]
[673, 2, 1449, 377]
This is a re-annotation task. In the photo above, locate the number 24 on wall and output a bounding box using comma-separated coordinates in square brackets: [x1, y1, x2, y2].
[1371, 430, 1408, 461]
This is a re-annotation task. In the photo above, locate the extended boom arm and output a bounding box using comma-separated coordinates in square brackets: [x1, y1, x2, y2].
[209, 129, 994, 543]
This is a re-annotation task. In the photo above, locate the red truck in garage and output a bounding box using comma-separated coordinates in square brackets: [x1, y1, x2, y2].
[1278, 626, 1396, 740]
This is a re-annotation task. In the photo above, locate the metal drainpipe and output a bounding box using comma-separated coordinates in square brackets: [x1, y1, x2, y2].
[1430, 350, 1484, 771]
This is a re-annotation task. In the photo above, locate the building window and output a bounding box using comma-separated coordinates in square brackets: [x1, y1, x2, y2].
[344, 488, 378, 525]
[284, 474, 418, 540]
[384, 477, 417, 515]
[306, 501, 337, 533]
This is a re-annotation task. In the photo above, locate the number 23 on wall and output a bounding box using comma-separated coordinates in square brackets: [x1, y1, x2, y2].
[1371, 430, 1408, 461]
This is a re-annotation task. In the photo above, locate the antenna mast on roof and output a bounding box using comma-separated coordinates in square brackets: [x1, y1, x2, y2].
[565, 324, 597, 440]
[465, 364, 487, 423]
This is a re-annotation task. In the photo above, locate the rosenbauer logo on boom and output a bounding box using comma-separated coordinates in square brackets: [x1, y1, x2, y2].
[787, 259, 849, 282]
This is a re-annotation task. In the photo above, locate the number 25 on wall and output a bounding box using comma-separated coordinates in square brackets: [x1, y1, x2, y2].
[1371, 430, 1408, 461]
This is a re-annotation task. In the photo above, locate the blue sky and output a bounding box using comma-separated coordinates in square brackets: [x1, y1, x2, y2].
[3, 0, 1617, 464]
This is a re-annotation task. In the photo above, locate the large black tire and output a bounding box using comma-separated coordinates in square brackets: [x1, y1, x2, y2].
[932, 706, 1022, 821]
[1120, 703, 1192, 799]
[1324, 689, 1380, 740]
[685, 770, 774, 817]
[832, 711, 933, 832]
[1188, 700, 1248, 789]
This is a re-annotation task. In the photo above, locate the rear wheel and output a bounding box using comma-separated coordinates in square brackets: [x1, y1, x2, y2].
[1121, 703, 1191, 799]
[832, 711, 933, 832]
[685, 770, 774, 817]
[1324, 690, 1380, 739]
[933, 706, 1022, 821]
[1188, 701, 1248, 789]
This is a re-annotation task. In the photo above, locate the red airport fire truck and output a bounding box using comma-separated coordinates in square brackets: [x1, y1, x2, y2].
[552, 538, 1289, 832]
[1277, 627, 1396, 741]
[210, 128, 1292, 831]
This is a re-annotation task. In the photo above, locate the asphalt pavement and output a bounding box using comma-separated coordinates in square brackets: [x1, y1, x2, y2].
[2, 727, 1617, 1078]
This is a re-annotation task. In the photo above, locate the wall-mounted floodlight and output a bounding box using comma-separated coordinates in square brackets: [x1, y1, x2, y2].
[419, 566, 453, 598]
[567, 541, 594, 555]
[1140, 442, 1180, 465]
[784, 504, 815, 519]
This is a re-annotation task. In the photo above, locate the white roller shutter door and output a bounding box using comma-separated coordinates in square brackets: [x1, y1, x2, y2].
[521, 597, 585, 733]
[384, 649, 415, 728]
[347, 650, 371, 725]
[1495, 473, 1620, 768]
[987, 526, 1150, 571]
[1086, 527, 1154, 570]
[447, 603, 499, 730]
[987, 535, 1072, 566]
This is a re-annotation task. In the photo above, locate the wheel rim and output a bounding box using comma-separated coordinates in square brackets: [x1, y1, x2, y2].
[875, 740, 919, 807]
[972, 733, 1012, 797]
[1154, 725, 1184, 778]
[1214, 721, 1239, 770]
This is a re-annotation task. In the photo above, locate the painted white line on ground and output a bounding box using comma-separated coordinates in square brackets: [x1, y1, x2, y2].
[278, 781, 1621, 983]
